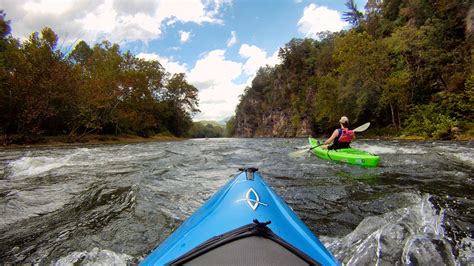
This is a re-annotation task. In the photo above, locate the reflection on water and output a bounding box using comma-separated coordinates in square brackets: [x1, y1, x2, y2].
[0, 139, 472, 265]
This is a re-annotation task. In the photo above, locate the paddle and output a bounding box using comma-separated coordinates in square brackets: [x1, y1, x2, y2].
[289, 122, 371, 158]
[289, 140, 321, 158]
[353, 122, 370, 132]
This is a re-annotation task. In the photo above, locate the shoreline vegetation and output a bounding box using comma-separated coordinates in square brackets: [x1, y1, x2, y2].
[1, 12, 200, 147]
[0, 133, 181, 149]
[0, 134, 181, 149]
[1, 130, 472, 149]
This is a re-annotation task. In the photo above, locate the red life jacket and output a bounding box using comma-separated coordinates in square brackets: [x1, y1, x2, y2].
[338, 129, 354, 143]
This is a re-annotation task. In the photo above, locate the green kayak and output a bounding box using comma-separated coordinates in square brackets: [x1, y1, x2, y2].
[308, 137, 380, 167]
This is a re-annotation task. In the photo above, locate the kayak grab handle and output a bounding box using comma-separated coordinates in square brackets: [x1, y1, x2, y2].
[238, 167, 259, 180]
[253, 219, 271, 226]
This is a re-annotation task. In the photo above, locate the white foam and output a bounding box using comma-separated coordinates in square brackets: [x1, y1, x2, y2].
[9, 156, 70, 177]
[6, 148, 97, 178]
[402, 159, 419, 165]
[432, 144, 474, 163]
[452, 152, 474, 166]
[356, 144, 426, 155]
[6, 147, 156, 178]
[458, 237, 474, 265]
[324, 194, 459, 265]
[398, 147, 427, 154]
[363, 145, 399, 154]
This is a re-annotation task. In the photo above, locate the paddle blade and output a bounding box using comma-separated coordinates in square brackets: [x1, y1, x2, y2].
[353, 122, 370, 132]
[289, 146, 310, 158]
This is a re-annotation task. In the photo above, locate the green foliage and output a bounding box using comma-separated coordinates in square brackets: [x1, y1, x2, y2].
[312, 75, 340, 126]
[0, 13, 199, 143]
[402, 104, 457, 139]
[164, 73, 199, 114]
[69, 40, 92, 65]
[0, 10, 11, 39]
[189, 121, 224, 138]
[234, 0, 472, 139]
[225, 116, 236, 137]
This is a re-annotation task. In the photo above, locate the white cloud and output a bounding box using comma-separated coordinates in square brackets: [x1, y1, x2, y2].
[179, 31, 191, 43]
[113, 0, 157, 16]
[194, 83, 245, 121]
[266, 50, 280, 67]
[297, 4, 349, 38]
[22, 0, 74, 14]
[185, 50, 244, 121]
[239, 44, 267, 75]
[5, 0, 229, 44]
[226, 31, 237, 47]
[189, 46, 281, 121]
[239, 44, 280, 83]
[188, 50, 242, 88]
[137, 52, 188, 75]
[76, 0, 117, 33]
[139, 49, 245, 121]
[156, 0, 222, 25]
[137, 49, 244, 121]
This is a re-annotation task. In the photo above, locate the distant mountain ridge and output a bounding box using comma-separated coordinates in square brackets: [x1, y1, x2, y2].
[189, 120, 226, 138]
[194, 120, 225, 127]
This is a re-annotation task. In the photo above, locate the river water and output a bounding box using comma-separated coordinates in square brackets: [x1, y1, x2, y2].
[0, 138, 472, 265]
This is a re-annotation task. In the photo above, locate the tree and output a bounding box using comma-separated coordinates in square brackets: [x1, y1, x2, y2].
[343, 0, 364, 27]
[164, 73, 199, 114]
[69, 40, 92, 65]
[225, 116, 236, 137]
[0, 10, 10, 40]
[0, 11, 16, 137]
[189, 122, 225, 138]
[0, 13, 201, 143]
[10, 28, 77, 136]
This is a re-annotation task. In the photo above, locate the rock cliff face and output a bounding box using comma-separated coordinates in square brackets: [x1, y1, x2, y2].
[235, 110, 312, 138]
[468, 3, 474, 33]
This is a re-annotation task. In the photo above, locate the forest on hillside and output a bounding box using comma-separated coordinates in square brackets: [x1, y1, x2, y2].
[0, 11, 199, 144]
[232, 0, 473, 139]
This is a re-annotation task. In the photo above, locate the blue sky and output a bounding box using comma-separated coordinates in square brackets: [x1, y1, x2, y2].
[3, 0, 367, 121]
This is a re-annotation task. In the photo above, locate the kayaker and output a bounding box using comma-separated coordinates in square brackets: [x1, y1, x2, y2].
[321, 116, 355, 150]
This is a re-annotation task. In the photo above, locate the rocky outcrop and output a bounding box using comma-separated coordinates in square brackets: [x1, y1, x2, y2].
[295, 118, 312, 137]
[235, 110, 312, 138]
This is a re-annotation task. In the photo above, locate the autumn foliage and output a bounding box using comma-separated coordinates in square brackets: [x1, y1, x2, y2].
[0, 11, 199, 144]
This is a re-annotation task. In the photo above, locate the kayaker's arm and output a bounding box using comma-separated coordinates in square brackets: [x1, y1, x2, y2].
[324, 129, 339, 145]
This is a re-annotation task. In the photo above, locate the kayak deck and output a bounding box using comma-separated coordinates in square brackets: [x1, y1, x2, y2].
[308, 137, 380, 167]
[140, 168, 338, 265]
